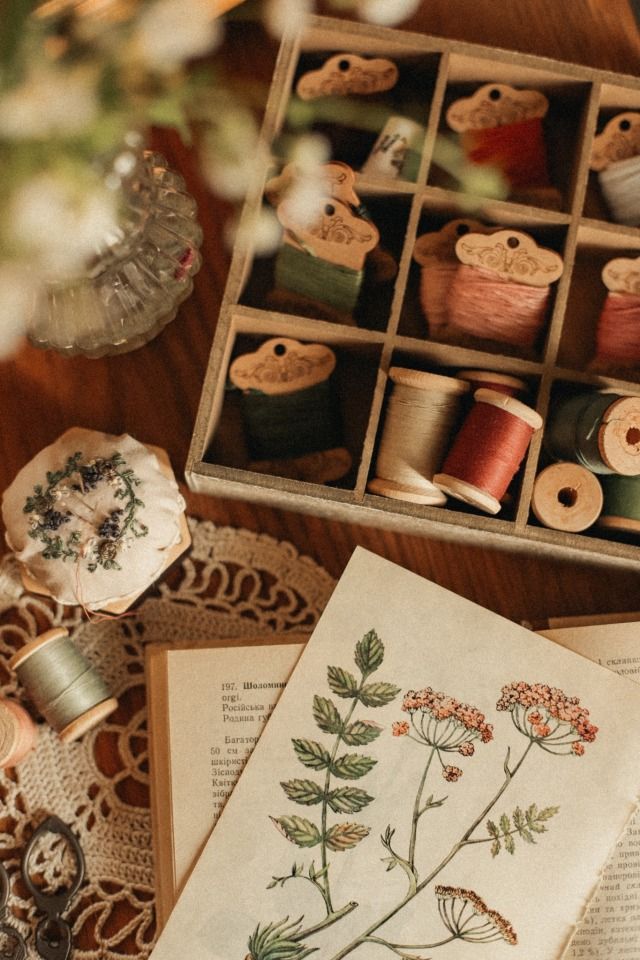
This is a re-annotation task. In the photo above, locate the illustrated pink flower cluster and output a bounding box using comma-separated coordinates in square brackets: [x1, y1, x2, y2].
[496, 681, 598, 755]
[392, 687, 494, 780]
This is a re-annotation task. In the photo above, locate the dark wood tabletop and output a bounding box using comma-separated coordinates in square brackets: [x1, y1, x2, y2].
[1, 0, 640, 625]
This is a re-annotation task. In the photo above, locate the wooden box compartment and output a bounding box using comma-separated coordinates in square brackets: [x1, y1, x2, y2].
[186, 15, 640, 568]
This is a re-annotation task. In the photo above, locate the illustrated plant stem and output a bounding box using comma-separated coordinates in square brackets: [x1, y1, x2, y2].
[364, 934, 456, 953]
[295, 901, 359, 941]
[328, 741, 534, 960]
[320, 693, 361, 914]
[408, 745, 436, 873]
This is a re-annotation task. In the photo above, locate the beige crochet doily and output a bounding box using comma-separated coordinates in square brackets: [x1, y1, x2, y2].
[0, 519, 335, 959]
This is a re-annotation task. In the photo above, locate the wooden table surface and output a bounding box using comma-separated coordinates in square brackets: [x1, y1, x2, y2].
[1, 0, 640, 627]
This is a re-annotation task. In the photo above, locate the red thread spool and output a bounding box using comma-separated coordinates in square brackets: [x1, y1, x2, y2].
[593, 292, 640, 368]
[457, 370, 527, 398]
[448, 264, 551, 350]
[433, 389, 543, 514]
[460, 116, 551, 190]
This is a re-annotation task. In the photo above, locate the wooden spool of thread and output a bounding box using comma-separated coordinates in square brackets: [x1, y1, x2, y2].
[0, 698, 37, 769]
[10, 628, 118, 743]
[598, 475, 640, 534]
[457, 369, 527, 398]
[592, 255, 640, 370]
[433, 388, 543, 514]
[368, 368, 469, 505]
[531, 462, 603, 532]
[545, 392, 640, 476]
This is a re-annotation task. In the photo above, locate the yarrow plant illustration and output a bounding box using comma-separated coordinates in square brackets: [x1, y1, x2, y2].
[245, 632, 599, 960]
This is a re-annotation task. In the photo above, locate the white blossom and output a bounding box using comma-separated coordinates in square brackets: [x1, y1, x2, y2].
[289, 133, 330, 171]
[200, 107, 262, 200]
[225, 207, 282, 256]
[0, 264, 36, 359]
[357, 0, 422, 25]
[264, 0, 313, 37]
[10, 174, 120, 278]
[134, 0, 222, 71]
[0, 67, 98, 140]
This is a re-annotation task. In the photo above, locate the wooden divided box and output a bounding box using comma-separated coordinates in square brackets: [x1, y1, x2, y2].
[186, 14, 640, 568]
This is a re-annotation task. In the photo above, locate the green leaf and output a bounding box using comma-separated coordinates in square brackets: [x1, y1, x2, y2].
[271, 815, 322, 848]
[538, 805, 560, 821]
[325, 822, 370, 851]
[281, 779, 324, 806]
[499, 813, 511, 838]
[292, 739, 331, 770]
[331, 753, 377, 780]
[491, 838, 501, 857]
[327, 666, 359, 699]
[486, 819, 500, 839]
[354, 629, 384, 676]
[358, 682, 401, 707]
[327, 786, 374, 814]
[312, 696, 342, 735]
[504, 833, 516, 855]
[341, 720, 382, 746]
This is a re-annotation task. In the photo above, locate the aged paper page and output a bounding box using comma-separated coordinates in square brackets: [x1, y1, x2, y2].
[541, 622, 640, 959]
[151, 549, 640, 960]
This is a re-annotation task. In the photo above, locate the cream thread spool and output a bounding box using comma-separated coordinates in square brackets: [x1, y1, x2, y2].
[457, 370, 527, 398]
[368, 368, 470, 505]
[361, 116, 424, 181]
[531, 462, 603, 533]
[0, 698, 37, 768]
[10, 628, 117, 743]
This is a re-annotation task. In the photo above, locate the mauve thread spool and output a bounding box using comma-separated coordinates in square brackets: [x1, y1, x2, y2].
[10, 628, 118, 743]
[593, 292, 640, 369]
[531, 462, 603, 533]
[434, 388, 543, 514]
[368, 368, 469, 505]
[0, 698, 37, 768]
[457, 370, 527, 398]
[545, 392, 640, 476]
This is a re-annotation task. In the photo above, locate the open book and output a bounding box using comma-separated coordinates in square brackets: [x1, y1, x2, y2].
[149, 548, 640, 960]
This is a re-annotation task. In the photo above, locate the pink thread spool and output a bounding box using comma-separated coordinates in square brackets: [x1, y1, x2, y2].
[433, 389, 543, 514]
[0, 698, 37, 768]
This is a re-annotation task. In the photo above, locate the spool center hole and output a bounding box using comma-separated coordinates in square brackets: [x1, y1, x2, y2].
[557, 486, 578, 508]
[274, 343, 286, 356]
[626, 427, 640, 446]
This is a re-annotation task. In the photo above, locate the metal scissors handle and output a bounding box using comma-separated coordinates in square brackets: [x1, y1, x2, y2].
[21, 816, 85, 960]
[0, 862, 28, 960]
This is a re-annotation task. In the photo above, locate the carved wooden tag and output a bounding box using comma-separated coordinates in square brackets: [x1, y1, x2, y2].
[455, 229, 563, 286]
[278, 195, 379, 270]
[296, 53, 398, 101]
[229, 338, 336, 396]
[446, 83, 549, 132]
[602, 255, 640, 295]
[413, 218, 492, 266]
[265, 161, 360, 208]
[591, 112, 640, 171]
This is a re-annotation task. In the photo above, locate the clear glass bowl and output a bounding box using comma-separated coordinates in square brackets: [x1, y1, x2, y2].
[27, 150, 203, 358]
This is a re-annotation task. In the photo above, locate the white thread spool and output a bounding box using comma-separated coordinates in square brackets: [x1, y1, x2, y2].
[599, 155, 640, 227]
[368, 368, 470, 505]
[361, 116, 424, 180]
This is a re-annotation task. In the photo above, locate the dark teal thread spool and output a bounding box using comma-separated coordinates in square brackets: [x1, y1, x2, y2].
[241, 379, 344, 462]
[545, 392, 640, 476]
[598, 474, 640, 534]
[274, 243, 363, 314]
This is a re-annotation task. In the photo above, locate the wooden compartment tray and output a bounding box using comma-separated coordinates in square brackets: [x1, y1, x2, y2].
[186, 14, 640, 569]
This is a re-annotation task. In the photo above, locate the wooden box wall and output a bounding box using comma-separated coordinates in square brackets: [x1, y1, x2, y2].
[186, 15, 640, 569]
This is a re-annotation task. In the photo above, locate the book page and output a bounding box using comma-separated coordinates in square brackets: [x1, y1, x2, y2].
[166, 643, 305, 899]
[540, 622, 640, 959]
[150, 549, 640, 960]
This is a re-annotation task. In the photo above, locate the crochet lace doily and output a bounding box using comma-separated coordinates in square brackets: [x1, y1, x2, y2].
[0, 519, 335, 959]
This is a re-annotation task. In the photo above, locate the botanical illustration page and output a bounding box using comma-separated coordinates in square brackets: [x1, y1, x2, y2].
[150, 548, 640, 960]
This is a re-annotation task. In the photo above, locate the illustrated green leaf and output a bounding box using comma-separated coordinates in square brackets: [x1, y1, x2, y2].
[486, 819, 500, 839]
[271, 815, 322, 848]
[312, 696, 342, 735]
[491, 838, 501, 857]
[292, 739, 331, 770]
[327, 786, 374, 814]
[331, 753, 377, 780]
[358, 682, 401, 707]
[281, 779, 324, 806]
[325, 822, 370, 851]
[499, 813, 511, 838]
[504, 832, 516, 855]
[354, 629, 384, 676]
[489, 804, 560, 855]
[341, 720, 382, 745]
[327, 666, 359, 699]
[538, 805, 560, 821]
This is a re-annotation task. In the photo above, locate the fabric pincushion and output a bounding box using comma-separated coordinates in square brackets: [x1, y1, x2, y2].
[1, 427, 187, 611]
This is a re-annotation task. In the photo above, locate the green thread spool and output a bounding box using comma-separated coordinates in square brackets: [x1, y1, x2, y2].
[242, 380, 343, 462]
[598, 475, 640, 534]
[274, 243, 363, 314]
[10, 628, 118, 743]
[545, 392, 640, 475]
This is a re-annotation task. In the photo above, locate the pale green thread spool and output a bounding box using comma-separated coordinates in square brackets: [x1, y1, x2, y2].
[275, 243, 363, 314]
[545, 392, 640, 476]
[10, 628, 117, 743]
